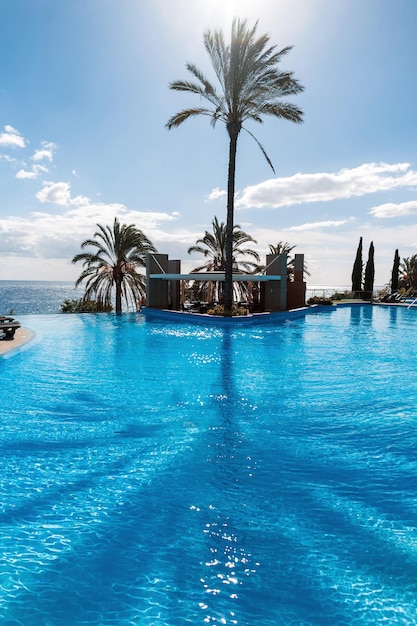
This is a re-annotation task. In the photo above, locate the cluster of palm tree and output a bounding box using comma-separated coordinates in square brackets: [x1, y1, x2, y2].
[71, 214, 302, 313]
[187, 216, 304, 302]
[72, 19, 304, 315]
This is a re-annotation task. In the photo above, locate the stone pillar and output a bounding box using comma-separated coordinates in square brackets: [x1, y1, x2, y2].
[286, 253, 306, 310]
[146, 253, 169, 309]
[264, 254, 287, 312]
[168, 259, 181, 310]
[294, 254, 304, 282]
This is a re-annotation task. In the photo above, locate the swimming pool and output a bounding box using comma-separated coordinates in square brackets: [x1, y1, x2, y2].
[1, 305, 417, 625]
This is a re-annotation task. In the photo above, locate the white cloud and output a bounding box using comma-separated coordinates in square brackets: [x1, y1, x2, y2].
[369, 201, 417, 218]
[285, 219, 351, 232]
[36, 181, 71, 206]
[206, 187, 227, 201]
[16, 169, 37, 180]
[32, 149, 53, 162]
[0, 201, 181, 269]
[3, 147, 417, 285]
[32, 141, 56, 162]
[32, 181, 183, 236]
[0, 154, 17, 163]
[0, 125, 26, 148]
[16, 164, 49, 180]
[71, 194, 90, 207]
[236, 162, 417, 209]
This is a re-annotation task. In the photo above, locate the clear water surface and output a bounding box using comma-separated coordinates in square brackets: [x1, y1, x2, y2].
[1, 305, 417, 625]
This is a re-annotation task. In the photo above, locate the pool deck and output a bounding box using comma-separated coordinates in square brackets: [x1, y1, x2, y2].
[0, 327, 34, 356]
[374, 301, 417, 308]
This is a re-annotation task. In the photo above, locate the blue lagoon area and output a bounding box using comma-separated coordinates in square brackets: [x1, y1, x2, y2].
[1, 305, 417, 625]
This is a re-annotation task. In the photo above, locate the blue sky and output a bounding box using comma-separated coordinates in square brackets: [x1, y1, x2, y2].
[1, 0, 417, 287]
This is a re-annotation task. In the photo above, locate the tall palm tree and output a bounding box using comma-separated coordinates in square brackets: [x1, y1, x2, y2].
[188, 216, 259, 301]
[166, 18, 304, 312]
[72, 217, 157, 314]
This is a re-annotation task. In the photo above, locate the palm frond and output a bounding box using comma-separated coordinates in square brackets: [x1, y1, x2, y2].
[242, 127, 275, 173]
[169, 79, 208, 95]
[166, 108, 215, 129]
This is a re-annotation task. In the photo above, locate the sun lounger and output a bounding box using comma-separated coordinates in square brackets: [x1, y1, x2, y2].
[0, 317, 21, 340]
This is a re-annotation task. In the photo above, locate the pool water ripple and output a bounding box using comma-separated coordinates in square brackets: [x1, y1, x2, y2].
[1, 306, 417, 624]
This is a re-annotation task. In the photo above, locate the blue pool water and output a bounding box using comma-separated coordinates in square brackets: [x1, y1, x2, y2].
[1, 305, 417, 625]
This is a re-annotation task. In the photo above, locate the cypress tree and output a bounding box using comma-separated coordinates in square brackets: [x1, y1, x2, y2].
[391, 249, 400, 292]
[363, 241, 375, 299]
[351, 237, 363, 295]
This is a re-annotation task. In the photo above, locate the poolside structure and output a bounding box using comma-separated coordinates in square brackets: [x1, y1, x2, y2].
[145, 252, 306, 313]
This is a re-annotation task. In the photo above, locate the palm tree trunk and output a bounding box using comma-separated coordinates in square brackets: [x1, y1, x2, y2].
[224, 126, 239, 312]
[115, 276, 122, 314]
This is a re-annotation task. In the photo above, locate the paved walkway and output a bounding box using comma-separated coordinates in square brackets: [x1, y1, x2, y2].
[0, 327, 34, 356]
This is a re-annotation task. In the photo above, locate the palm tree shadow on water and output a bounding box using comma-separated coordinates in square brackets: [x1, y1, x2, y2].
[195, 326, 270, 624]
[199, 326, 331, 624]
[211, 326, 241, 486]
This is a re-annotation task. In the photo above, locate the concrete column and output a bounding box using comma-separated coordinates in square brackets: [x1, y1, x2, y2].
[287, 253, 306, 309]
[168, 259, 181, 310]
[294, 254, 304, 282]
[146, 253, 169, 309]
[264, 254, 287, 312]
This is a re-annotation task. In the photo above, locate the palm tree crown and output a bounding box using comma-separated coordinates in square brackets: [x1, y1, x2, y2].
[167, 18, 304, 312]
[188, 216, 259, 301]
[399, 254, 417, 291]
[267, 241, 309, 280]
[72, 218, 157, 314]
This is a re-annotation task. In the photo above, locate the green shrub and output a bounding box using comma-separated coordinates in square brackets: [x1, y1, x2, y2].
[207, 304, 248, 316]
[332, 290, 353, 300]
[61, 298, 113, 313]
[307, 296, 333, 306]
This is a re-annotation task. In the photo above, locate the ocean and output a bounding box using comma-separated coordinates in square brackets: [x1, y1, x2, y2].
[0, 281, 367, 316]
[0, 280, 83, 315]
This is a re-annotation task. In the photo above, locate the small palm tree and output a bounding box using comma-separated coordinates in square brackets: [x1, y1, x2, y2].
[188, 216, 259, 301]
[266, 241, 309, 280]
[167, 18, 304, 312]
[399, 254, 417, 291]
[72, 218, 157, 314]
[268, 241, 296, 256]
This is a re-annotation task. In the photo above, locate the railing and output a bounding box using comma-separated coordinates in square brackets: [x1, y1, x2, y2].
[306, 289, 378, 301]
